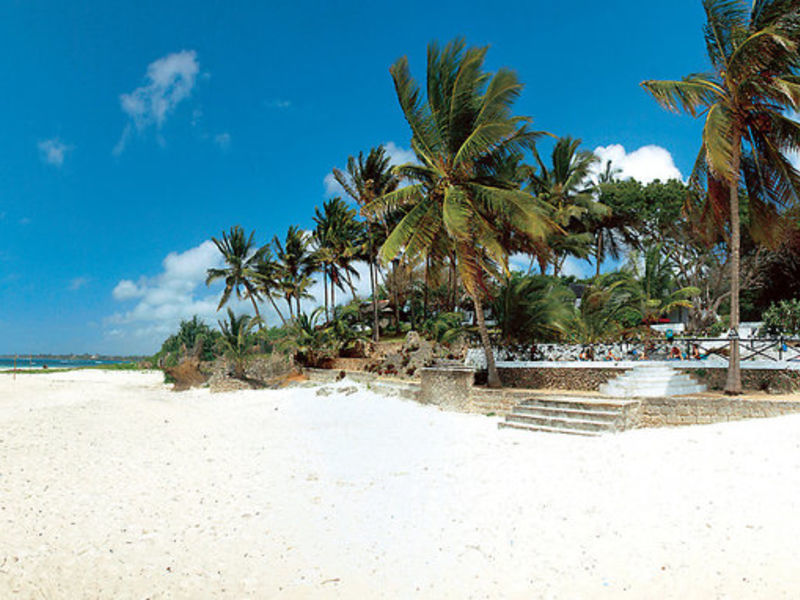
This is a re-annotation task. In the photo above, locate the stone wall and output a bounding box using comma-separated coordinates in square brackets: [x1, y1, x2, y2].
[498, 366, 627, 391]
[497, 365, 800, 393]
[682, 367, 800, 393]
[637, 398, 800, 428]
[419, 367, 475, 411]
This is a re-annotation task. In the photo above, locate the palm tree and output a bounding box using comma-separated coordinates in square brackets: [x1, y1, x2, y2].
[625, 244, 700, 325]
[253, 246, 289, 326]
[332, 146, 399, 342]
[272, 226, 316, 320]
[642, 0, 800, 393]
[217, 308, 260, 380]
[206, 225, 266, 327]
[365, 38, 554, 388]
[312, 198, 364, 321]
[491, 274, 575, 344]
[527, 136, 607, 275]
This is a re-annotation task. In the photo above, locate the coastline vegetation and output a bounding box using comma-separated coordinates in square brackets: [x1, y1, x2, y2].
[153, 1, 800, 393]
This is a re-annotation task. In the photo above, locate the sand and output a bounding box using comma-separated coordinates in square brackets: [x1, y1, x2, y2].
[2, 370, 800, 598]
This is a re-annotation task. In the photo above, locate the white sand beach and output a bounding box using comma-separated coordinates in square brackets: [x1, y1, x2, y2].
[2, 370, 800, 598]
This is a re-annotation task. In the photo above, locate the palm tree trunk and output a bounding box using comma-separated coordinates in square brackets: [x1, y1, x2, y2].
[344, 270, 358, 301]
[323, 267, 329, 322]
[285, 296, 293, 320]
[248, 295, 264, 330]
[370, 258, 379, 342]
[423, 256, 429, 321]
[595, 231, 603, 278]
[331, 272, 336, 312]
[724, 131, 742, 395]
[295, 294, 301, 319]
[266, 295, 288, 326]
[472, 294, 501, 388]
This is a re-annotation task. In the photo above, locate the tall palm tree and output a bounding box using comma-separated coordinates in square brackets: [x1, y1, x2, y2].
[642, 0, 800, 393]
[365, 38, 554, 388]
[312, 198, 364, 321]
[332, 145, 399, 341]
[272, 226, 316, 320]
[253, 246, 289, 326]
[206, 225, 265, 327]
[527, 136, 607, 275]
[592, 162, 639, 277]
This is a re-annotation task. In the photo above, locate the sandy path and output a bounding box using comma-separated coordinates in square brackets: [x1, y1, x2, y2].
[1, 370, 800, 598]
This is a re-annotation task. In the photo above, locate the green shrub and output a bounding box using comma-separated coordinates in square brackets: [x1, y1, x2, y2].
[762, 299, 800, 336]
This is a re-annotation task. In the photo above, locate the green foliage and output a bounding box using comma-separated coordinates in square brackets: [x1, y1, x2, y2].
[762, 299, 800, 336]
[277, 307, 341, 367]
[420, 311, 465, 344]
[153, 316, 222, 366]
[597, 178, 688, 244]
[567, 273, 639, 343]
[217, 309, 261, 379]
[490, 274, 575, 343]
[624, 244, 699, 324]
[328, 302, 370, 349]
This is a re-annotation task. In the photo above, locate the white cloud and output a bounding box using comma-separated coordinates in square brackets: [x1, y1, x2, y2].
[38, 138, 73, 167]
[112, 279, 143, 300]
[114, 50, 200, 155]
[105, 240, 243, 351]
[68, 276, 89, 291]
[214, 132, 231, 150]
[324, 172, 344, 196]
[383, 141, 416, 166]
[592, 144, 682, 184]
[266, 99, 292, 109]
[105, 236, 378, 353]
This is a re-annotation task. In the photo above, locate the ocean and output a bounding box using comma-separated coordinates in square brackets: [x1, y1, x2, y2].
[0, 357, 129, 370]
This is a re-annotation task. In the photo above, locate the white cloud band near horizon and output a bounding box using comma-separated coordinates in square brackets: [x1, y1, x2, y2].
[106, 238, 373, 354]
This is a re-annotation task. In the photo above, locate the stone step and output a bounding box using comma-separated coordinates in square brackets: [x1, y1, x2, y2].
[513, 404, 621, 423]
[599, 366, 707, 398]
[498, 421, 602, 437]
[599, 382, 706, 398]
[505, 413, 619, 433]
[522, 397, 634, 411]
[612, 372, 697, 382]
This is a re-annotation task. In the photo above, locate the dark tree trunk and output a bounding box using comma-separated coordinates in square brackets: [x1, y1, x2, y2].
[596, 231, 603, 278]
[473, 295, 501, 388]
[725, 131, 742, 395]
[323, 268, 329, 323]
[370, 258, 380, 342]
[266, 295, 287, 326]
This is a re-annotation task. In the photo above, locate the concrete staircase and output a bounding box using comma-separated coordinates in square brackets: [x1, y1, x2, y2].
[598, 365, 707, 398]
[499, 396, 638, 436]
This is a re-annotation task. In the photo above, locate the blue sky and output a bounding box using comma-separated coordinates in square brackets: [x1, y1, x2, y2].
[0, 0, 709, 355]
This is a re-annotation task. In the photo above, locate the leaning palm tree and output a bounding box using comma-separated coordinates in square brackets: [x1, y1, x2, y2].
[365, 38, 554, 388]
[206, 225, 266, 327]
[642, 0, 800, 393]
[332, 146, 400, 341]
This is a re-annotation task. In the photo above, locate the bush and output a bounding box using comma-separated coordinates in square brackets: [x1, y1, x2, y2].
[153, 316, 222, 366]
[762, 299, 800, 336]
